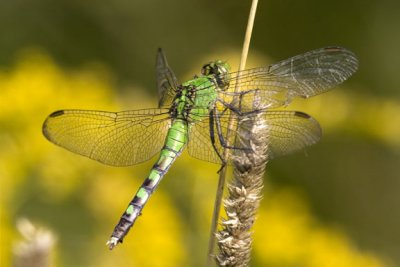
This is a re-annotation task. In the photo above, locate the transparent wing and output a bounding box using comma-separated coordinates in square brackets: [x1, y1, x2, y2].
[225, 47, 358, 109]
[255, 111, 321, 159]
[187, 110, 321, 164]
[156, 48, 179, 107]
[187, 110, 233, 164]
[43, 109, 171, 166]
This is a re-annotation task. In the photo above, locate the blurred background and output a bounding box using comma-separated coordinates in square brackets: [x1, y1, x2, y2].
[1, 0, 399, 266]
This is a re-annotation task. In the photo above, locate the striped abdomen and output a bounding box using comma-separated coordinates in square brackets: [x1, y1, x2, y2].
[107, 119, 188, 249]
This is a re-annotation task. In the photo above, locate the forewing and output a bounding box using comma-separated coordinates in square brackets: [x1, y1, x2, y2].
[43, 109, 171, 166]
[156, 48, 179, 107]
[226, 47, 358, 108]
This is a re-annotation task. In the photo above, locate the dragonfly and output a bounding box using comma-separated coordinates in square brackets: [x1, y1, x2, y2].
[42, 47, 358, 249]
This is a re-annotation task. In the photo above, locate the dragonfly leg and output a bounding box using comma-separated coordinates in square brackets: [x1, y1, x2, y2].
[221, 88, 263, 110]
[209, 109, 227, 166]
[213, 107, 253, 153]
[216, 98, 262, 117]
[222, 88, 261, 97]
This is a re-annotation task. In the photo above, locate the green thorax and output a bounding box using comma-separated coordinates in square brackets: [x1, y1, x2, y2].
[173, 60, 231, 123]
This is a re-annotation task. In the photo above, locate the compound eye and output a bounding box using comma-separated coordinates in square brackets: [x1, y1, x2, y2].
[201, 63, 213, 75]
[217, 66, 225, 75]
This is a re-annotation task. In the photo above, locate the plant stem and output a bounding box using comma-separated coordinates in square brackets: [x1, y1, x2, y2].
[207, 0, 259, 266]
[238, 0, 259, 73]
[216, 111, 267, 267]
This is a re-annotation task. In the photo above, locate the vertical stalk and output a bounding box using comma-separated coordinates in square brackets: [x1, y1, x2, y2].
[238, 0, 259, 74]
[207, 0, 259, 266]
[216, 110, 268, 266]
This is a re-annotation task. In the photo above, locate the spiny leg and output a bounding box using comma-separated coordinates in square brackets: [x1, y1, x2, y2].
[209, 109, 226, 168]
[221, 88, 262, 111]
[216, 98, 262, 117]
[213, 107, 252, 153]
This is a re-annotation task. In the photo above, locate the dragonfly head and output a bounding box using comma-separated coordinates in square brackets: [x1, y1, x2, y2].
[201, 60, 231, 90]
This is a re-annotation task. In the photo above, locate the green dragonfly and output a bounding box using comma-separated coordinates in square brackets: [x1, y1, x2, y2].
[42, 47, 358, 249]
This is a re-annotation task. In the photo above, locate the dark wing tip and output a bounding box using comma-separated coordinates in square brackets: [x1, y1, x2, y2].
[324, 46, 345, 52]
[42, 110, 65, 140]
[293, 111, 311, 119]
[294, 111, 323, 141]
[49, 110, 65, 117]
[325, 46, 359, 71]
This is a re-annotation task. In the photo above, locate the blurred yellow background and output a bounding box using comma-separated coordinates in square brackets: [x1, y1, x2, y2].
[1, 1, 399, 267]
